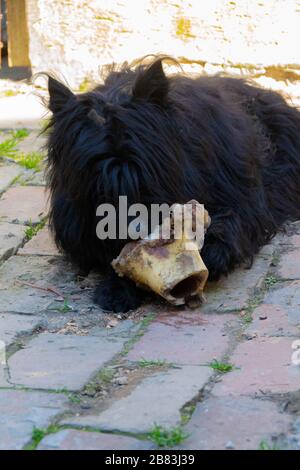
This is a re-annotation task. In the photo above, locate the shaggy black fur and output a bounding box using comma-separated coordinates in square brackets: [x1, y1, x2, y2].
[46, 57, 300, 312]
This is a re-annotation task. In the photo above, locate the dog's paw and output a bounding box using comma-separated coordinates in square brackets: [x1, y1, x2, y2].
[201, 241, 233, 282]
[94, 276, 144, 313]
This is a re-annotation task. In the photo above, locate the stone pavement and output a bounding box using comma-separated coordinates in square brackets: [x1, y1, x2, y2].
[0, 93, 300, 451]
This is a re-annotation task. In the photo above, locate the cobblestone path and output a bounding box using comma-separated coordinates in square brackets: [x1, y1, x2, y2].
[0, 91, 299, 450]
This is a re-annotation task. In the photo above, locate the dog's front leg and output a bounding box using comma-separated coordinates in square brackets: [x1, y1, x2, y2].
[94, 270, 146, 313]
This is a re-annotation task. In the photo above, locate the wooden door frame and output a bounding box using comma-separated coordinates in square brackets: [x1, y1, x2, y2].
[0, 3, 2, 66]
[7, 0, 30, 67]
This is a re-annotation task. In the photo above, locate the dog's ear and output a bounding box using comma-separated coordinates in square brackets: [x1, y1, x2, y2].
[48, 76, 75, 114]
[132, 59, 169, 105]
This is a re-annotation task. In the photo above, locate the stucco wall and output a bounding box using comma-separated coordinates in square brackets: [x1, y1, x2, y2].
[25, 0, 300, 87]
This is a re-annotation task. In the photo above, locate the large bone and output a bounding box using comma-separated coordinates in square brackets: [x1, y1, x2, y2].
[112, 201, 210, 306]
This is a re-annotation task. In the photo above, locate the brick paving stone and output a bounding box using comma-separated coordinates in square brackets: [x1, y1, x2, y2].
[0, 165, 23, 194]
[0, 254, 103, 316]
[0, 336, 9, 386]
[0, 366, 9, 387]
[127, 311, 237, 365]
[18, 226, 60, 256]
[213, 337, 300, 396]
[0, 312, 41, 346]
[277, 436, 300, 450]
[64, 366, 213, 433]
[263, 281, 300, 327]
[0, 222, 26, 262]
[277, 418, 300, 450]
[8, 332, 127, 390]
[0, 186, 48, 224]
[202, 251, 273, 313]
[181, 396, 291, 450]
[0, 255, 65, 314]
[247, 304, 300, 338]
[277, 232, 300, 248]
[289, 234, 300, 248]
[20, 170, 46, 187]
[278, 249, 300, 279]
[0, 389, 67, 450]
[37, 429, 152, 450]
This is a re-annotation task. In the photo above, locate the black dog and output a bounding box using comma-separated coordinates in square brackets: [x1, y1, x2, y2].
[45, 57, 300, 312]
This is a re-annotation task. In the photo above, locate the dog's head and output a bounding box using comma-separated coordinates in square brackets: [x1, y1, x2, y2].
[46, 58, 186, 261]
[47, 58, 185, 203]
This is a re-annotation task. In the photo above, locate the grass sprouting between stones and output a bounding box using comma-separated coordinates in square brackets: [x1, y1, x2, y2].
[121, 313, 156, 356]
[242, 273, 279, 324]
[242, 312, 253, 324]
[13, 129, 30, 140]
[0, 128, 30, 160]
[25, 425, 61, 450]
[181, 404, 196, 425]
[82, 368, 116, 397]
[15, 151, 44, 171]
[242, 294, 263, 324]
[148, 424, 189, 447]
[259, 440, 280, 450]
[67, 393, 82, 405]
[24, 219, 46, 240]
[138, 358, 168, 368]
[208, 359, 235, 374]
[0, 138, 18, 159]
[0, 129, 43, 172]
[52, 298, 73, 313]
[98, 367, 116, 384]
[264, 274, 278, 288]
